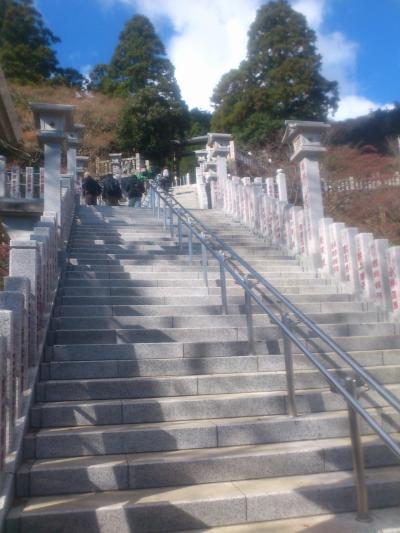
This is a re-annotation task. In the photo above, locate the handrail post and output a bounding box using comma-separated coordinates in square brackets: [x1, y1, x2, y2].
[218, 251, 228, 315]
[244, 275, 255, 352]
[188, 219, 193, 264]
[282, 313, 298, 417]
[169, 205, 174, 238]
[344, 376, 371, 522]
[156, 190, 161, 219]
[201, 232, 209, 291]
[177, 212, 183, 252]
[163, 197, 167, 229]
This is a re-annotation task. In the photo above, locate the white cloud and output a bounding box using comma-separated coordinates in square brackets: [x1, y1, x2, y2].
[110, 0, 261, 110]
[292, 0, 391, 120]
[333, 96, 394, 121]
[97, 0, 389, 120]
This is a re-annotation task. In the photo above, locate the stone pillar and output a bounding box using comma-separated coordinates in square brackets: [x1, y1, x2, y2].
[282, 120, 331, 269]
[370, 239, 392, 313]
[9, 240, 39, 364]
[329, 222, 346, 281]
[341, 227, 360, 293]
[355, 233, 375, 301]
[0, 309, 15, 452]
[387, 246, 400, 319]
[253, 178, 263, 235]
[67, 124, 84, 183]
[110, 153, 122, 182]
[4, 277, 30, 392]
[10, 165, 20, 198]
[39, 167, 45, 199]
[0, 156, 6, 197]
[266, 177, 275, 198]
[30, 103, 75, 237]
[25, 167, 34, 199]
[287, 206, 301, 255]
[0, 292, 24, 418]
[276, 169, 288, 202]
[319, 218, 333, 276]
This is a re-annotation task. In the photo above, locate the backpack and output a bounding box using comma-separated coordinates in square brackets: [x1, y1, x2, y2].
[126, 176, 144, 198]
[102, 176, 122, 198]
[83, 177, 101, 196]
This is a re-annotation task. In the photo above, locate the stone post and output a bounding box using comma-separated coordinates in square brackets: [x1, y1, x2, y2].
[0, 292, 24, 418]
[276, 169, 288, 202]
[4, 277, 30, 392]
[329, 222, 346, 282]
[355, 233, 375, 301]
[370, 239, 392, 313]
[10, 165, 20, 198]
[319, 218, 333, 276]
[39, 167, 45, 199]
[341, 227, 360, 293]
[282, 120, 331, 269]
[387, 246, 400, 319]
[9, 240, 39, 364]
[266, 177, 275, 198]
[253, 178, 263, 235]
[25, 167, 34, 199]
[287, 206, 301, 255]
[0, 309, 15, 453]
[67, 124, 83, 184]
[110, 153, 122, 182]
[30, 103, 75, 238]
[0, 156, 6, 197]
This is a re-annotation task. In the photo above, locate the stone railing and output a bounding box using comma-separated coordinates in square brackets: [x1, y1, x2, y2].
[1, 164, 44, 200]
[95, 153, 147, 178]
[325, 173, 400, 193]
[0, 184, 74, 520]
[219, 169, 400, 321]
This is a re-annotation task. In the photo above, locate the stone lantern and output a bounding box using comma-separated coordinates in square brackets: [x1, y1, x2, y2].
[67, 123, 84, 183]
[282, 120, 330, 268]
[30, 102, 75, 219]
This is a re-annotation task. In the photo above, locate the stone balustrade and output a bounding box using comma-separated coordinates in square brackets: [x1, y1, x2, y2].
[0, 102, 78, 511]
[0, 163, 44, 200]
[219, 168, 400, 319]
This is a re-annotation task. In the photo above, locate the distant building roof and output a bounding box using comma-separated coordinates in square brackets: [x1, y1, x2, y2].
[0, 66, 22, 146]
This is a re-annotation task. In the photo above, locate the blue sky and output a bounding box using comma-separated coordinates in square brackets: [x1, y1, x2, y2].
[35, 0, 400, 120]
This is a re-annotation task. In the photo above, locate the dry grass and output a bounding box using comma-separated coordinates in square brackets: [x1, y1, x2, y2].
[9, 83, 125, 164]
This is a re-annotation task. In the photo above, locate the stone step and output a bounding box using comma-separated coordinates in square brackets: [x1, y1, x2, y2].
[51, 310, 380, 331]
[30, 385, 400, 428]
[174, 507, 400, 533]
[16, 434, 400, 497]
[51, 322, 396, 345]
[64, 270, 318, 280]
[50, 335, 400, 361]
[35, 365, 400, 402]
[55, 301, 370, 317]
[41, 348, 399, 380]
[23, 409, 399, 460]
[8, 467, 400, 531]
[62, 277, 331, 288]
[58, 292, 353, 306]
[66, 263, 304, 272]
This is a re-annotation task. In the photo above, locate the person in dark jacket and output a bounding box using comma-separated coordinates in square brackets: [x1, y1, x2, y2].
[101, 174, 122, 206]
[125, 174, 145, 207]
[81, 172, 102, 205]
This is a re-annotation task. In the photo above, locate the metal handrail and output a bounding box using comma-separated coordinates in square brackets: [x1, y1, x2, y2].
[148, 181, 400, 520]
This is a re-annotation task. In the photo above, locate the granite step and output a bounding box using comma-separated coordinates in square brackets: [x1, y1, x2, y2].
[22, 409, 400, 460]
[16, 435, 400, 497]
[7, 467, 400, 532]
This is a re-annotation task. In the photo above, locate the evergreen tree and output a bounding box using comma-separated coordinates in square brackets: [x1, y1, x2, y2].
[0, 0, 60, 83]
[94, 14, 189, 163]
[117, 87, 188, 166]
[211, 0, 338, 146]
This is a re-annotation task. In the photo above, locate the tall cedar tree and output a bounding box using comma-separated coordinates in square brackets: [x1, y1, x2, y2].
[0, 0, 60, 83]
[91, 15, 188, 164]
[211, 0, 338, 146]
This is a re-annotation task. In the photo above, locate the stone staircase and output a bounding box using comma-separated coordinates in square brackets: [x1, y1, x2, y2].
[6, 206, 400, 532]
